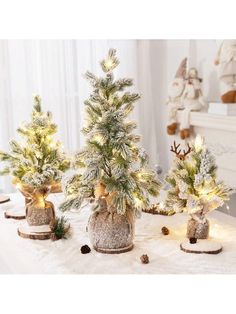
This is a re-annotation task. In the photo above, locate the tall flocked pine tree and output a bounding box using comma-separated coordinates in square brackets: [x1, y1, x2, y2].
[0, 95, 70, 189]
[60, 49, 161, 214]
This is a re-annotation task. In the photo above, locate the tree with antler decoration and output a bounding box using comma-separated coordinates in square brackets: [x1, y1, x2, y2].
[164, 135, 230, 239]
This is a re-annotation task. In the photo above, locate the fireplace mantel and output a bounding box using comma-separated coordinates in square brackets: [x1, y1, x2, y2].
[177, 111, 236, 133]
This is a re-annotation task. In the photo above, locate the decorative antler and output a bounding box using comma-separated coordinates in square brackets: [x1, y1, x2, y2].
[170, 141, 181, 156]
[182, 143, 191, 158]
[170, 141, 192, 160]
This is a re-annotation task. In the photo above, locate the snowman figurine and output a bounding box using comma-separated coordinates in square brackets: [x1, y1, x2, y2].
[215, 40, 236, 103]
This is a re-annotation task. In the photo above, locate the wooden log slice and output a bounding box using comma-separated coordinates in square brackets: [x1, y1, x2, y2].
[5, 207, 26, 220]
[18, 223, 52, 240]
[0, 195, 10, 204]
[180, 240, 223, 254]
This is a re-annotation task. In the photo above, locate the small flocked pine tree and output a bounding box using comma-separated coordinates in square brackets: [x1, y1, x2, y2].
[164, 135, 230, 238]
[0, 95, 70, 189]
[60, 49, 161, 214]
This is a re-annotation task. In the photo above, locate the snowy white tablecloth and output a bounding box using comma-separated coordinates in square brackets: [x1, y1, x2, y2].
[0, 192, 236, 274]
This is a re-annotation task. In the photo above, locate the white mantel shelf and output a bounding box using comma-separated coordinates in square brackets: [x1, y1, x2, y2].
[177, 111, 236, 133]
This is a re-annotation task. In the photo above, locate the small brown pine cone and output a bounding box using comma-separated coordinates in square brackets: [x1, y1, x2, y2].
[189, 237, 197, 244]
[140, 254, 149, 264]
[81, 245, 91, 254]
[161, 226, 169, 235]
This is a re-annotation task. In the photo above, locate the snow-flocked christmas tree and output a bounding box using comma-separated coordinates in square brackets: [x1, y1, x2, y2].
[60, 49, 161, 214]
[164, 135, 230, 239]
[0, 95, 70, 189]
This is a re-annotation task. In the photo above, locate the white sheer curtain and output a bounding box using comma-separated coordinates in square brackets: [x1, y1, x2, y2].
[0, 40, 159, 192]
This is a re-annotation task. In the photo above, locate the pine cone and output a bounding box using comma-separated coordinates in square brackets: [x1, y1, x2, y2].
[161, 226, 169, 235]
[140, 254, 149, 264]
[81, 245, 91, 254]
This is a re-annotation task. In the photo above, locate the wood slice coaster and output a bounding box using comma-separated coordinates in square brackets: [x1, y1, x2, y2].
[5, 207, 26, 220]
[18, 223, 52, 240]
[180, 240, 223, 254]
[142, 203, 175, 216]
[0, 195, 10, 204]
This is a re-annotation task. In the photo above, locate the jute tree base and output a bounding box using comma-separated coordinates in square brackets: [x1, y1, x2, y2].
[5, 207, 26, 220]
[180, 240, 222, 254]
[187, 218, 209, 239]
[18, 223, 52, 240]
[0, 195, 10, 204]
[88, 209, 135, 254]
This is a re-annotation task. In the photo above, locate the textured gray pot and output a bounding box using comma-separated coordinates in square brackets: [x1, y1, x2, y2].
[26, 200, 55, 226]
[88, 208, 135, 254]
[186, 217, 209, 239]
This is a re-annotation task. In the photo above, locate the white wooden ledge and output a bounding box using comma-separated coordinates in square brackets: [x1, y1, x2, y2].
[177, 111, 236, 133]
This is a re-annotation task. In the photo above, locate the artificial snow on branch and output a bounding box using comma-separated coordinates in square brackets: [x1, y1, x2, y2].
[60, 49, 161, 214]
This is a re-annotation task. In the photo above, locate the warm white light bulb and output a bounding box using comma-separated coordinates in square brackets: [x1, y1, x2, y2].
[93, 134, 103, 144]
[159, 202, 164, 209]
[134, 197, 142, 207]
[16, 183, 22, 190]
[105, 59, 114, 69]
[194, 134, 204, 152]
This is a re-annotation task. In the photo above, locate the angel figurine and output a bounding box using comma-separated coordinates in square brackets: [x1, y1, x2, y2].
[166, 58, 206, 140]
[214, 40, 236, 103]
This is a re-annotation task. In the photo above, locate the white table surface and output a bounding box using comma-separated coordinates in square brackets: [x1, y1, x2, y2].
[0, 192, 236, 274]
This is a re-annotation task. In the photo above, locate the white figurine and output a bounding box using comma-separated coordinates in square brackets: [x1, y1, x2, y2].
[166, 58, 205, 139]
[166, 58, 187, 135]
[180, 67, 205, 139]
[215, 40, 236, 103]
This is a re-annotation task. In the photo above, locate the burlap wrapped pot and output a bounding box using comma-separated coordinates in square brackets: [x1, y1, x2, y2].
[186, 214, 209, 239]
[19, 184, 55, 226]
[88, 206, 135, 254]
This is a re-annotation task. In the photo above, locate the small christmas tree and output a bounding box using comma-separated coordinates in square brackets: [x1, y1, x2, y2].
[0, 95, 71, 237]
[60, 49, 161, 253]
[60, 49, 160, 213]
[0, 95, 70, 189]
[164, 135, 230, 239]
